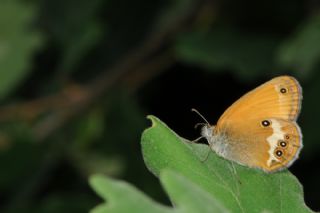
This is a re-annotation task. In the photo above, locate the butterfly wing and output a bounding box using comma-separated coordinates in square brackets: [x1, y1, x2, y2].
[217, 76, 302, 126]
[214, 76, 302, 172]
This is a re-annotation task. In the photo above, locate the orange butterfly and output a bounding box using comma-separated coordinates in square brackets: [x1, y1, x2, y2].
[196, 76, 302, 172]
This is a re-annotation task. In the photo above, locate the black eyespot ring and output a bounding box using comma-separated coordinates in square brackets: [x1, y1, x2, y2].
[275, 150, 283, 157]
[279, 141, 287, 147]
[285, 135, 290, 140]
[261, 120, 270, 127]
[280, 88, 287, 93]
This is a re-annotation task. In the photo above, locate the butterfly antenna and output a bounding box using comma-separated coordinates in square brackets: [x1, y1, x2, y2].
[191, 108, 210, 125]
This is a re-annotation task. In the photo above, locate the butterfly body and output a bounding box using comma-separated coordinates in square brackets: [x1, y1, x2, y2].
[200, 76, 303, 172]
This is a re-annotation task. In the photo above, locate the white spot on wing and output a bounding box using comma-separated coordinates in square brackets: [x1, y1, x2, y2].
[267, 119, 284, 166]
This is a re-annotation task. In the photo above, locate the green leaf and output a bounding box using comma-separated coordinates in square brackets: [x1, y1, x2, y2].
[89, 174, 172, 213]
[0, 1, 42, 99]
[89, 115, 312, 212]
[89, 169, 230, 213]
[175, 29, 279, 80]
[141, 115, 312, 213]
[276, 15, 320, 78]
[160, 169, 230, 213]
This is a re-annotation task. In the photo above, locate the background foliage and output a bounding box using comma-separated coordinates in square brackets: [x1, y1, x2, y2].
[0, 0, 320, 212]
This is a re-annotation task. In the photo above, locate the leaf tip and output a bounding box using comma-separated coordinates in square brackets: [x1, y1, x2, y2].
[146, 115, 159, 128]
[89, 174, 106, 190]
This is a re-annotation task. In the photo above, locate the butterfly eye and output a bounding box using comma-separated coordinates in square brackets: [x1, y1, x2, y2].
[275, 150, 283, 157]
[280, 87, 287, 94]
[279, 141, 287, 147]
[261, 120, 271, 127]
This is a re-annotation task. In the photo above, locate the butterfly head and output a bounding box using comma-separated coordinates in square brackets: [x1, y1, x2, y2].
[201, 124, 215, 140]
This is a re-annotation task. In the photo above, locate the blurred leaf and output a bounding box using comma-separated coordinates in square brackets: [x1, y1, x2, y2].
[0, 0, 42, 99]
[103, 91, 146, 151]
[141, 116, 312, 212]
[0, 121, 39, 191]
[299, 74, 320, 156]
[15, 193, 96, 213]
[90, 174, 172, 213]
[72, 152, 125, 177]
[154, 0, 196, 31]
[69, 93, 145, 178]
[277, 15, 320, 78]
[0, 140, 42, 191]
[57, 22, 102, 75]
[175, 28, 280, 79]
[40, 0, 104, 76]
[90, 169, 229, 213]
[73, 108, 105, 150]
[37, 194, 95, 213]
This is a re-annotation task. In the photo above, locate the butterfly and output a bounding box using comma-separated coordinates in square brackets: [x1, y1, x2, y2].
[195, 76, 303, 172]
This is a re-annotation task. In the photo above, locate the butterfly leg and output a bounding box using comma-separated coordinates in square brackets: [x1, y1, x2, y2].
[230, 161, 242, 185]
[200, 148, 211, 162]
[226, 161, 241, 197]
[188, 136, 204, 143]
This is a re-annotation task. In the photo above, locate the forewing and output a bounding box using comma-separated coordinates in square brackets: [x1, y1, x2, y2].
[216, 76, 302, 130]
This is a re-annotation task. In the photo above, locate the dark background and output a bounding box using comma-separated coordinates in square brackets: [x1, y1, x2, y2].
[0, 0, 320, 212]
